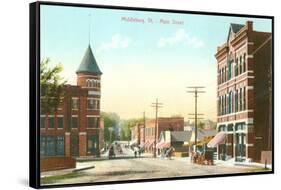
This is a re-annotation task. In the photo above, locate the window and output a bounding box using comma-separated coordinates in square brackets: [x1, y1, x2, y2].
[218, 125, 226, 132]
[243, 86, 246, 110]
[87, 117, 99, 128]
[72, 98, 79, 110]
[86, 79, 90, 87]
[87, 99, 94, 110]
[56, 136, 65, 156]
[235, 58, 238, 76]
[57, 117, 63, 129]
[218, 97, 221, 116]
[71, 116, 78, 128]
[235, 123, 245, 131]
[228, 92, 232, 113]
[224, 94, 227, 114]
[218, 69, 221, 84]
[95, 100, 99, 110]
[228, 61, 232, 80]
[243, 53, 246, 73]
[235, 90, 238, 112]
[40, 116, 45, 128]
[46, 136, 56, 156]
[86, 79, 100, 88]
[48, 117, 54, 129]
[40, 136, 65, 157]
[227, 124, 233, 131]
[224, 66, 227, 82]
[40, 136, 46, 155]
[87, 135, 99, 155]
[239, 88, 243, 111]
[239, 56, 242, 75]
[221, 96, 224, 115]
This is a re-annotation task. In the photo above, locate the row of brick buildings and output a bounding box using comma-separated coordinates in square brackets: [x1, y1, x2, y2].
[130, 117, 184, 152]
[215, 21, 272, 162]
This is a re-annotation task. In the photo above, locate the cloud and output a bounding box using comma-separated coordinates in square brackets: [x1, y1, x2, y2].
[158, 29, 204, 48]
[97, 34, 131, 53]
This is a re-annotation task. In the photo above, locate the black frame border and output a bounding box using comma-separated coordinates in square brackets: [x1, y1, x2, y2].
[29, 1, 274, 189]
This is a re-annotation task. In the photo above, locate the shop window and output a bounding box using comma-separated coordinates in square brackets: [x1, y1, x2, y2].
[40, 136, 65, 157]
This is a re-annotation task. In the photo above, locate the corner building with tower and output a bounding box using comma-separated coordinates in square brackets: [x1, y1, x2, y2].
[40, 45, 104, 166]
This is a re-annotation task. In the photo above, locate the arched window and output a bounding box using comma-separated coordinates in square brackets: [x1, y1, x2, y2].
[239, 56, 242, 75]
[86, 79, 91, 87]
[243, 53, 246, 73]
[229, 91, 232, 113]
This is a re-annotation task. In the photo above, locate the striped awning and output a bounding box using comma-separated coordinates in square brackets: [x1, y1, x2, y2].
[207, 132, 226, 148]
[156, 142, 164, 148]
[146, 140, 155, 148]
[156, 142, 171, 149]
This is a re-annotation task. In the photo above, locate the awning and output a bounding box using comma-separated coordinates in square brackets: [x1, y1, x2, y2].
[156, 142, 164, 148]
[146, 140, 155, 148]
[129, 139, 138, 146]
[144, 140, 150, 148]
[160, 142, 171, 149]
[139, 142, 145, 148]
[207, 132, 226, 148]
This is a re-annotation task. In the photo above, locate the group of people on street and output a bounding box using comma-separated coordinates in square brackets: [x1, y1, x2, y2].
[161, 147, 175, 159]
[132, 145, 144, 158]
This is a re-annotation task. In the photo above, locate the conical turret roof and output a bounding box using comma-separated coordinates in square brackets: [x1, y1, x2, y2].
[76, 45, 102, 75]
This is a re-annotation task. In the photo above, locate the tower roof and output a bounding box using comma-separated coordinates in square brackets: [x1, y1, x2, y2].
[230, 23, 244, 33]
[76, 45, 102, 75]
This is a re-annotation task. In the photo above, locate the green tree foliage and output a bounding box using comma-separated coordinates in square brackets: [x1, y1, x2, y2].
[40, 58, 66, 114]
[120, 118, 143, 141]
[198, 121, 205, 129]
[101, 112, 120, 143]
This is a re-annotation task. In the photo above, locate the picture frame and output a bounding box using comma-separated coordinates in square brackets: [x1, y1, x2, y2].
[30, 1, 274, 188]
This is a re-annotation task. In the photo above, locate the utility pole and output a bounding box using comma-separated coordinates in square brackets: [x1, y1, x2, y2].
[187, 86, 205, 152]
[151, 98, 163, 158]
[143, 111, 146, 144]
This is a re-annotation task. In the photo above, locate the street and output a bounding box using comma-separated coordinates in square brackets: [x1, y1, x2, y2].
[41, 146, 268, 185]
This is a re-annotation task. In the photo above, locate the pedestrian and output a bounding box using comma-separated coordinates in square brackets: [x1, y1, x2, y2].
[167, 147, 174, 160]
[134, 150, 137, 158]
[138, 149, 141, 157]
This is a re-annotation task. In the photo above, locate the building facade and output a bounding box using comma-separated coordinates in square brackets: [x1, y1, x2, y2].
[131, 117, 184, 152]
[215, 21, 272, 162]
[40, 45, 103, 160]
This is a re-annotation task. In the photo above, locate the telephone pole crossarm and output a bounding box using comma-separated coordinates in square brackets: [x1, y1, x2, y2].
[186, 86, 205, 152]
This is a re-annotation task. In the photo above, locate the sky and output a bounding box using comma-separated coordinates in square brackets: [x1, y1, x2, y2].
[40, 5, 272, 121]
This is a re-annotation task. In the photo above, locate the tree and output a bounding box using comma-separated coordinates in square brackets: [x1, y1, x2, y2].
[40, 58, 66, 114]
[120, 118, 143, 141]
[198, 121, 205, 129]
[101, 112, 120, 143]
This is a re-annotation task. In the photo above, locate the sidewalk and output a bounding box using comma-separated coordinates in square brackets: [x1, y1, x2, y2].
[214, 158, 272, 169]
[41, 162, 95, 178]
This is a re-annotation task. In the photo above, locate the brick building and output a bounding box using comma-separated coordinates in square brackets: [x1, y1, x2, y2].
[40, 45, 103, 163]
[215, 21, 272, 162]
[131, 117, 184, 152]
